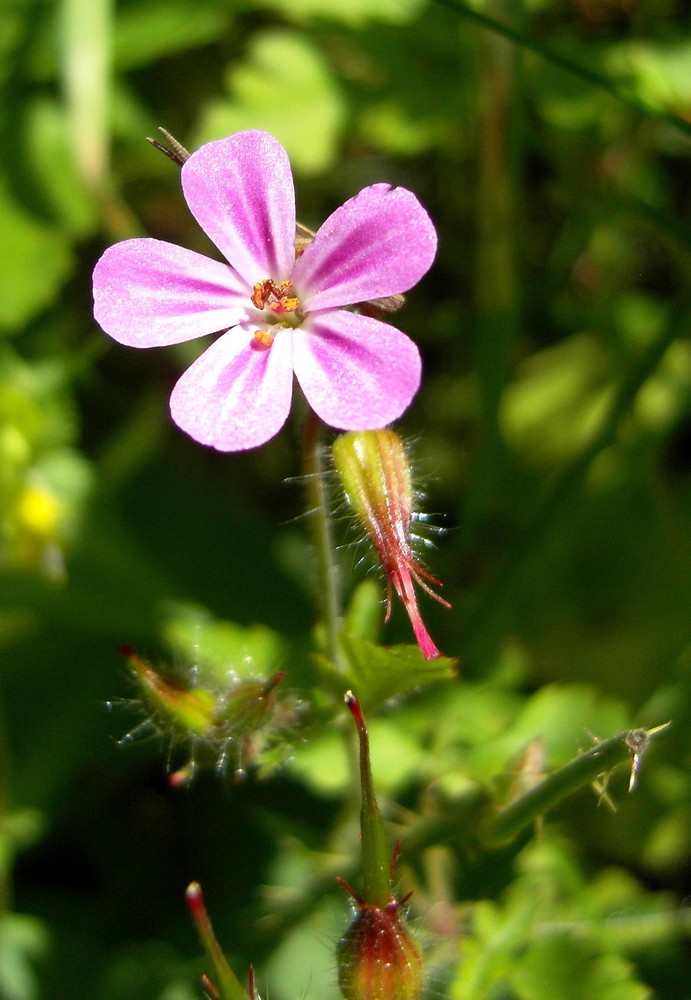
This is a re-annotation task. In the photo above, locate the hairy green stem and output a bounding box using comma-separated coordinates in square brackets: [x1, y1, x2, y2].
[481, 726, 666, 847]
[302, 409, 343, 668]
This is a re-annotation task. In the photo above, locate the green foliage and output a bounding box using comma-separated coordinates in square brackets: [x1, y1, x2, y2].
[1, 0, 691, 998]
[193, 30, 347, 174]
[452, 837, 656, 1000]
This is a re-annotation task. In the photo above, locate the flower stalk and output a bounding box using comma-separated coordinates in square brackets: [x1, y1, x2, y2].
[337, 692, 423, 1000]
[344, 691, 390, 907]
[302, 408, 344, 669]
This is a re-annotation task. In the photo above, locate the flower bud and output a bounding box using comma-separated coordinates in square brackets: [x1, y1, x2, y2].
[332, 430, 449, 659]
[118, 645, 296, 784]
[338, 896, 422, 1000]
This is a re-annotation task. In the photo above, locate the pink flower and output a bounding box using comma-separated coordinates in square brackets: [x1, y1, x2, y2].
[92, 131, 437, 452]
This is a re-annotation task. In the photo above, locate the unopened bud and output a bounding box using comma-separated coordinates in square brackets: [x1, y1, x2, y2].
[338, 895, 422, 1000]
[332, 430, 449, 659]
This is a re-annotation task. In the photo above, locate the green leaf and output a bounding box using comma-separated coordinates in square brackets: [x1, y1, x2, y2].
[193, 29, 346, 174]
[252, 0, 425, 26]
[606, 38, 691, 118]
[113, 0, 230, 69]
[0, 913, 49, 1000]
[0, 182, 74, 333]
[451, 897, 539, 1000]
[316, 631, 456, 712]
[23, 98, 98, 236]
[291, 716, 424, 796]
[500, 333, 615, 468]
[162, 610, 287, 686]
[513, 934, 650, 1000]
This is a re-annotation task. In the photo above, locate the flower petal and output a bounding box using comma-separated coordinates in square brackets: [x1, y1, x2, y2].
[181, 131, 296, 287]
[169, 326, 294, 451]
[292, 183, 437, 312]
[293, 310, 421, 430]
[93, 239, 249, 346]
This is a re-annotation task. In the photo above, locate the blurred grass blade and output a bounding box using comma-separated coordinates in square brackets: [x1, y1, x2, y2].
[60, 0, 113, 191]
[431, 0, 691, 141]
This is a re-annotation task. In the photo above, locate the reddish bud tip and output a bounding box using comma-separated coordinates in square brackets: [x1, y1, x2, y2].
[201, 974, 221, 1000]
[186, 881, 205, 920]
[344, 691, 366, 734]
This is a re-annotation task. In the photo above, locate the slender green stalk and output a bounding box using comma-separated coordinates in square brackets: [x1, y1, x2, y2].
[345, 693, 392, 907]
[302, 408, 343, 668]
[465, 311, 686, 665]
[186, 882, 248, 1000]
[481, 725, 668, 847]
[433, 0, 691, 140]
[463, 0, 523, 544]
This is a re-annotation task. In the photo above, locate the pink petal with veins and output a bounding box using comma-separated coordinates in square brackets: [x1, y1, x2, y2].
[93, 239, 249, 347]
[182, 131, 296, 287]
[170, 325, 295, 451]
[293, 310, 421, 430]
[293, 183, 437, 312]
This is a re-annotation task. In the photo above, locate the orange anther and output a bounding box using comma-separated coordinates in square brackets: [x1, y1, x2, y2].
[253, 329, 274, 347]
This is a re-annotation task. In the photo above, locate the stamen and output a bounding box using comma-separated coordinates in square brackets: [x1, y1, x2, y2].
[251, 278, 300, 314]
[253, 330, 274, 348]
[269, 297, 299, 315]
[252, 280, 273, 310]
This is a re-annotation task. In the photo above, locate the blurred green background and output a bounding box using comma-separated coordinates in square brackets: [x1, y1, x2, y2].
[1, 0, 691, 997]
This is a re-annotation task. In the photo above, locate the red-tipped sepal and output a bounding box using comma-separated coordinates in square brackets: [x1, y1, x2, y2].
[186, 881, 249, 1000]
[332, 430, 449, 659]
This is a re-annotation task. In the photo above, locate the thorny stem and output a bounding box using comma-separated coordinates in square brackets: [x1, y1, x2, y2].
[256, 727, 674, 942]
[482, 724, 670, 848]
[302, 408, 345, 670]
